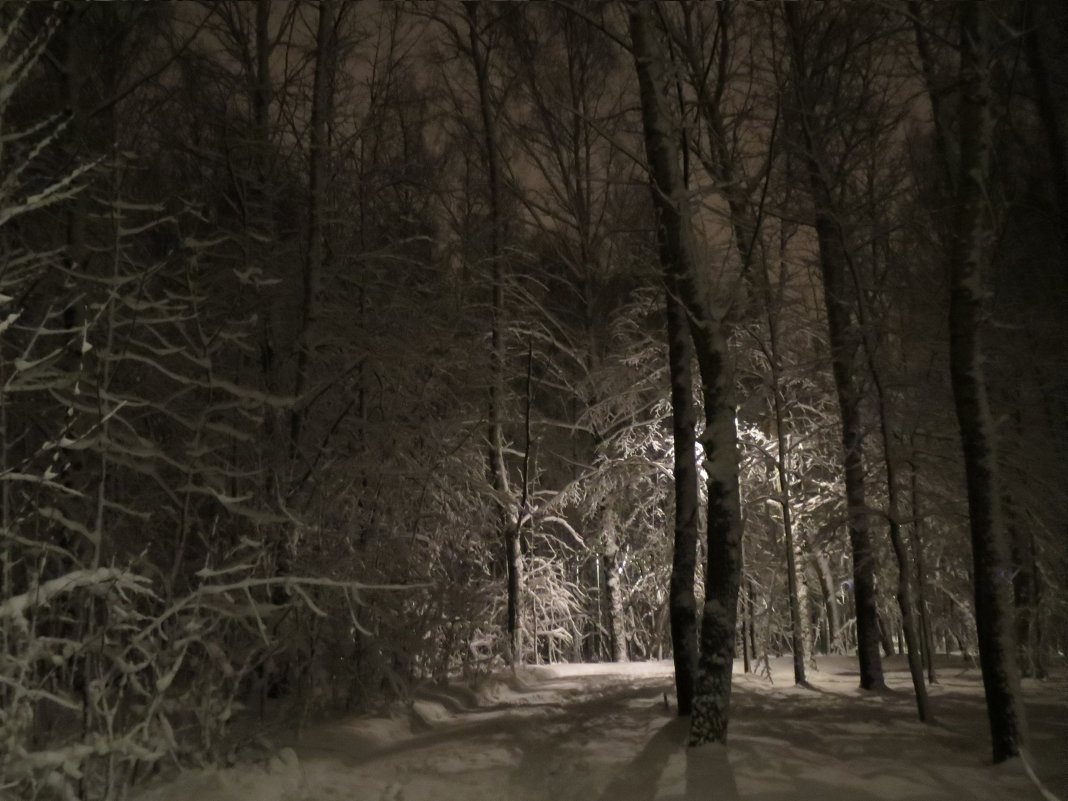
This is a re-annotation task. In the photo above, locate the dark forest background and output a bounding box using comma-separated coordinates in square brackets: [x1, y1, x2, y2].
[0, 1, 1065, 797]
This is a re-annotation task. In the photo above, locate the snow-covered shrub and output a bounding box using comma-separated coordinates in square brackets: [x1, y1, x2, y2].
[0, 11, 343, 795]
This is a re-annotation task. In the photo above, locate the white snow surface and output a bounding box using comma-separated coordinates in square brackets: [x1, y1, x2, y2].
[132, 655, 1067, 801]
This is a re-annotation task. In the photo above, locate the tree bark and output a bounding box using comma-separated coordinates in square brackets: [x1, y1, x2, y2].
[746, 576, 758, 668]
[946, 2, 1026, 763]
[630, 2, 743, 746]
[877, 611, 895, 658]
[667, 288, 699, 713]
[603, 509, 628, 663]
[814, 550, 842, 654]
[909, 460, 937, 684]
[782, 3, 884, 690]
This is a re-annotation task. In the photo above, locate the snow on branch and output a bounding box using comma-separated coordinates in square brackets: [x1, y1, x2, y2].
[0, 568, 155, 621]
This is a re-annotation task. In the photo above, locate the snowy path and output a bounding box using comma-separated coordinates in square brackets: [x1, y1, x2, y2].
[135, 657, 1067, 801]
[298, 668, 680, 801]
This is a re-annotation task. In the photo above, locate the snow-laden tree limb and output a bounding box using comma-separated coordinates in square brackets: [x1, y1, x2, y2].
[0, 569, 155, 621]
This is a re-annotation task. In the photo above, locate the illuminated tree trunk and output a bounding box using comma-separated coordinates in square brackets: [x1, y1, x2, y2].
[667, 288, 698, 713]
[630, 2, 743, 746]
[814, 551, 842, 654]
[603, 509, 628, 663]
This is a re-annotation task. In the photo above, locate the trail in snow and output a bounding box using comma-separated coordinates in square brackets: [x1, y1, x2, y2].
[133, 656, 1067, 801]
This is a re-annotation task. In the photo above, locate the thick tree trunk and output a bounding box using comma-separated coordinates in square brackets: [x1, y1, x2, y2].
[667, 289, 699, 713]
[782, 4, 884, 690]
[630, 2, 743, 746]
[464, 2, 521, 666]
[947, 3, 1026, 763]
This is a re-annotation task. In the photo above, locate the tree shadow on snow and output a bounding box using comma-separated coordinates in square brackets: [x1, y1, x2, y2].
[596, 717, 741, 801]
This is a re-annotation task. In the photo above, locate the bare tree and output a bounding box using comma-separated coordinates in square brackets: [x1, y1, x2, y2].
[780, 2, 885, 691]
[630, 1, 743, 745]
[943, 2, 1026, 763]
[461, 1, 522, 665]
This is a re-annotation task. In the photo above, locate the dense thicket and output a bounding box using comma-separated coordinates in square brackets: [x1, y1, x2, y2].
[1, 1, 1064, 796]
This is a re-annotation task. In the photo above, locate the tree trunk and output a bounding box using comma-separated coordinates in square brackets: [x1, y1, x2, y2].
[814, 551, 842, 654]
[782, 3, 884, 690]
[667, 288, 699, 713]
[1008, 496, 1044, 678]
[859, 295, 930, 719]
[761, 225, 806, 685]
[603, 509, 628, 663]
[1023, 1, 1068, 270]
[741, 570, 752, 673]
[290, 0, 334, 454]
[909, 461, 937, 684]
[877, 611, 895, 658]
[746, 577, 758, 668]
[777, 434, 806, 685]
[464, 2, 521, 666]
[630, 2, 744, 746]
[946, 2, 1026, 763]
[887, 509, 930, 719]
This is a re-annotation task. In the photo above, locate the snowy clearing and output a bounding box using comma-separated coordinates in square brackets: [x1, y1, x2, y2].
[132, 655, 1067, 801]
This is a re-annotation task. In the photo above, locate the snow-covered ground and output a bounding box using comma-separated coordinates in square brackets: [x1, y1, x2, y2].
[133, 655, 1067, 801]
